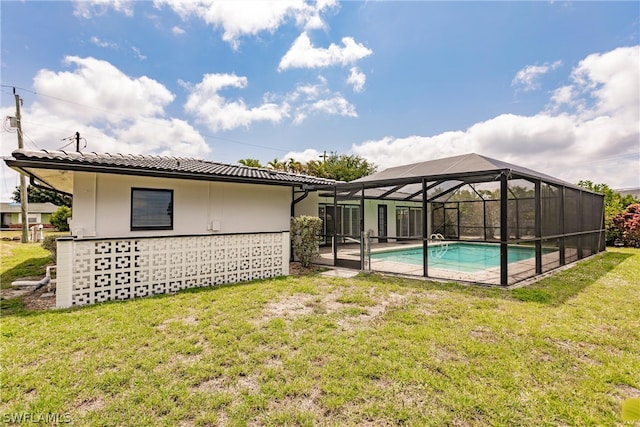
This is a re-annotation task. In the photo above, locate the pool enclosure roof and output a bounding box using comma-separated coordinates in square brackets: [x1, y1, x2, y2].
[319, 153, 597, 201]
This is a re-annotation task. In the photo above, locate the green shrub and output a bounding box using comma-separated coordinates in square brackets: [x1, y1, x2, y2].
[41, 235, 58, 260]
[290, 216, 323, 268]
[50, 206, 71, 231]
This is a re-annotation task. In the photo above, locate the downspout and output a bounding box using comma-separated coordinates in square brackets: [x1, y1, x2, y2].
[291, 186, 310, 217]
[290, 186, 310, 261]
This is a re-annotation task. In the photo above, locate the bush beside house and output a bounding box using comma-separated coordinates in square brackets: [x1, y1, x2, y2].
[290, 216, 323, 267]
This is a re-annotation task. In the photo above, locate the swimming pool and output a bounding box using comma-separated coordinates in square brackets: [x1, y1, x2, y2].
[370, 243, 542, 273]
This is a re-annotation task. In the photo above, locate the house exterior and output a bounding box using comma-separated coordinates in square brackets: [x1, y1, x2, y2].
[1, 202, 60, 229]
[4, 149, 332, 308]
[5, 149, 606, 306]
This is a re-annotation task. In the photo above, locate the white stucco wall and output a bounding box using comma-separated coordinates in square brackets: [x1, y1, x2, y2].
[318, 196, 428, 239]
[293, 191, 320, 217]
[70, 172, 293, 239]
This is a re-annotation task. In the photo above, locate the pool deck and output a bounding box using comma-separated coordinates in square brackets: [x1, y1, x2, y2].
[316, 241, 568, 286]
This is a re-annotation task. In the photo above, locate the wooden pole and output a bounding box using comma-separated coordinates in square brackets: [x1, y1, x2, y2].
[14, 89, 29, 243]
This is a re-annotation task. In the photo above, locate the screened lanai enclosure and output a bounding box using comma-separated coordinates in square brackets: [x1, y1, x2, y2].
[314, 153, 605, 286]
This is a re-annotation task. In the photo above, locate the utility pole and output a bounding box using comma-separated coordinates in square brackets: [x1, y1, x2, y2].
[75, 131, 80, 152]
[14, 88, 28, 243]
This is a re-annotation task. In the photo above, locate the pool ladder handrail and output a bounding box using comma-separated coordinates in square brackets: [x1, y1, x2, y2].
[429, 233, 449, 258]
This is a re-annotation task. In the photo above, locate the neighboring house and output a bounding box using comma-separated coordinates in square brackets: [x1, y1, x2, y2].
[0, 202, 60, 228]
[616, 187, 640, 200]
[4, 149, 332, 308]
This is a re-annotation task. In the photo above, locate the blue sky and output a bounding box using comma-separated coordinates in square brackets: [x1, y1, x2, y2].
[1, 1, 639, 201]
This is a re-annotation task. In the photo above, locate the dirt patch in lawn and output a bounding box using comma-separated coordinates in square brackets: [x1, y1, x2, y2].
[260, 289, 408, 331]
[289, 262, 327, 276]
[193, 374, 260, 396]
[157, 315, 199, 331]
[74, 396, 106, 415]
[616, 384, 640, 398]
[20, 287, 56, 311]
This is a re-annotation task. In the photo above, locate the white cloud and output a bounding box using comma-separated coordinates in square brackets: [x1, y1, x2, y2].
[512, 60, 562, 91]
[281, 148, 323, 164]
[131, 46, 147, 60]
[111, 117, 207, 157]
[0, 56, 211, 201]
[90, 36, 117, 49]
[352, 46, 640, 189]
[171, 25, 186, 35]
[551, 46, 639, 120]
[0, 102, 209, 200]
[347, 67, 366, 93]
[33, 56, 175, 125]
[182, 73, 290, 132]
[154, 0, 338, 49]
[278, 32, 373, 71]
[297, 95, 356, 124]
[73, 0, 134, 19]
[279, 77, 357, 124]
[301, 0, 338, 30]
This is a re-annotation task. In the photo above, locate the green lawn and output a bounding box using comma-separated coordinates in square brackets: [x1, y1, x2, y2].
[1, 244, 639, 426]
[0, 241, 52, 289]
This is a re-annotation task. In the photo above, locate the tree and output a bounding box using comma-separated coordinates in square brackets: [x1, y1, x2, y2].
[322, 153, 377, 182]
[578, 180, 640, 244]
[578, 180, 638, 219]
[12, 185, 72, 207]
[304, 159, 328, 178]
[286, 158, 304, 174]
[264, 153, 376, 181]
[238, 158, 263, 168]
[50, 206, 71, 231]
[267, 158, 286, 171]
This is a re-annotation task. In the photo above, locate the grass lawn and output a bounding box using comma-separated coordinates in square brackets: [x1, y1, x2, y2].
[1, 244, 639, 426]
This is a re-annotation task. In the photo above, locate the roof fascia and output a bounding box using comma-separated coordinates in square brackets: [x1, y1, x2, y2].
[4, 157, 313, 189]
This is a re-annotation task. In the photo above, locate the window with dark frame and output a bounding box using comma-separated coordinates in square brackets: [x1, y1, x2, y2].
[131, 188, 173, 230]
[396, 206, 422, 237]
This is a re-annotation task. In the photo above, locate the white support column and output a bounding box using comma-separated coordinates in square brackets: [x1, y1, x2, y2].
[55, 239, 74, 308]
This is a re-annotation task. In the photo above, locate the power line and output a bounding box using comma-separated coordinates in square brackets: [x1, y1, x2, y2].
[20, 130, 42, 151]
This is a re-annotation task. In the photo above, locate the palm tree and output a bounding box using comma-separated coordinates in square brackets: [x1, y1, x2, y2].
[238, 158, 263, 168]
[304, 160, 327, 178]
[286, 158, 304, 174]
[267, 158, 285, 171]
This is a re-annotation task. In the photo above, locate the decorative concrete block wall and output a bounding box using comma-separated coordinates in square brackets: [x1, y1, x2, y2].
[56, 232, 289, 308]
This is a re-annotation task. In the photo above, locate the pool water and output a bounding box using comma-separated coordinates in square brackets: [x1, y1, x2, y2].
[370, 243, 541, 273]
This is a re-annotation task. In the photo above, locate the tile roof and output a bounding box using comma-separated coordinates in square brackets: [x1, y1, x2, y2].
[6, 149, 336, 187]
[0, 202, 60, 213]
